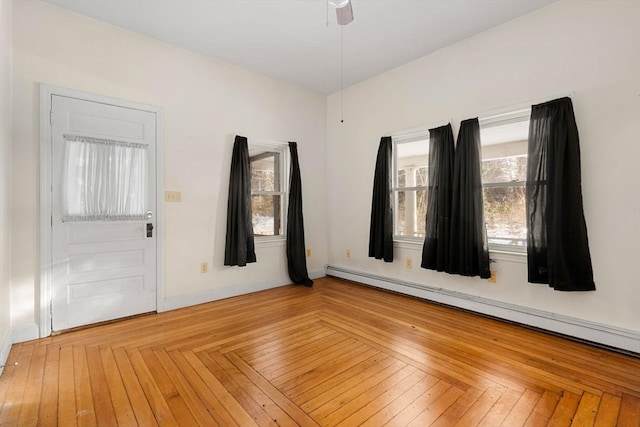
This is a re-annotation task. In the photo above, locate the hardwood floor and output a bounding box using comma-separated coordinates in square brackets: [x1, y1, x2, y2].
[0, 277, 638, 426]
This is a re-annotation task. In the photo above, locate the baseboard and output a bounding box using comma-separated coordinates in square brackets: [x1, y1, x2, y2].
[163, 269, 326, 312]
[326, 265, 640, 355]
[0, 328, 11, 377]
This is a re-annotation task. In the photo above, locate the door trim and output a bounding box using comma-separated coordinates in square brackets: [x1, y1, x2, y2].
[39, 84, 164, 338]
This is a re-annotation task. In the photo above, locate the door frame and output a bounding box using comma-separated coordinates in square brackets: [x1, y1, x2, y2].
[39, 84, 164, 338]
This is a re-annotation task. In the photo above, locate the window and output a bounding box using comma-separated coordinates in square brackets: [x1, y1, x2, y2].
[62, 134, 148, 222]
[479, 109, 531, 251]
[393, 136, 429, 240]
[249, 141, 288, 239]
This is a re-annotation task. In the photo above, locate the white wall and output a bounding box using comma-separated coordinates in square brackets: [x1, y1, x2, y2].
[11, 0, 328, 331]
[327, 0, 640, 333]
[0, 0, 12, 365]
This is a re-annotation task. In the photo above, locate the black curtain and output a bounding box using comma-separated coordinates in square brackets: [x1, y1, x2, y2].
[286, 142, 313, 287]
[369, 136, 394, 262]
[449, 119, 491, 279]
[421, 124, 455, 272]
[527, 97, 595, 291]
[224, 135, 256, 267]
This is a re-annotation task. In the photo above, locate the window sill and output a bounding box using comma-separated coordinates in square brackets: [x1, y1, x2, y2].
[255, 236, 286, 248]
[489, 249, 527, 264]
[393, 239, 527, 264]
[394, 239, 424, 250]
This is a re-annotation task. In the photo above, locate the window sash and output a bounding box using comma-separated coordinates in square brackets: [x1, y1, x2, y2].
[61, 134, 149, 222]
[248, 140, 288, 239]
[393, 136, 430, 240]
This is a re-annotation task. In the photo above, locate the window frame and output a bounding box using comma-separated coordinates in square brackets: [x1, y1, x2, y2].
[479, 108, 531, 254]
[392, 132, 430, 243]
[247, 139, 289, 244]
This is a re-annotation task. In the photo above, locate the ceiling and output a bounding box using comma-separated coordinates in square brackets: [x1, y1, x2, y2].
[42, 0, 556, 95]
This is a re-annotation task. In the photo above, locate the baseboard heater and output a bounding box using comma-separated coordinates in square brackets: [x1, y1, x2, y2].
[326, 265, 640, 356]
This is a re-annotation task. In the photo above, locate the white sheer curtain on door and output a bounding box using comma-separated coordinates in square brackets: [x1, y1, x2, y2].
[62, 134, 148, 222]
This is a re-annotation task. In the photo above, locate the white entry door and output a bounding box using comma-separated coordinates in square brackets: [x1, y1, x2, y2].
[50, 94, 158, 332]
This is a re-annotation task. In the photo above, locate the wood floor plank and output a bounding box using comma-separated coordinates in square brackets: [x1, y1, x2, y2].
[72, 346, 98, 427]
[0, 343, 35, 426]
[523, 389, 562, 427]
[453, 386, 506, 426]
[428, 386, 486, 427]
[570, 392, 601, 427]
[335, 367, 428, 426]
[226, 351, 320, 427]
[402, 383, 465, 426]
[257, 332, 351, 379]
[309, 358, 406, 420]
[168, 350, 241, 427]
[500, 388, 542, 427]
[297, 352, 393, 410]
[319, 364, 419, 426]
[125, 348, 179, 426]
[278, 343, 373, 394]
[197, 351, 292, 427]
[111, 347, 158, 426]
[322, 286, 640, 397]
[359, 374, 440, 427]
[617, 393, 640, 427]
[57, 345, 78, 427]
[99, 346, 138, 427]
[0, 277, 638, 426]
[234, 322, 331, 366]
[286, 347, 380, 399]
[152, 349, 223, 426]
[267, 338, 364, 386]
[593, 393, 621, 427]
[16, 342, 47, 426]
[388, 380, 463, 426]
[138, 348, 200, 426]
[478, 387, 524, 427]
[175, 349, 257, 427]
[0, 345, 19, 407]
[548, 390, 583, 427]
[85, 346, 118, 427]
[37, 344, 61, 427]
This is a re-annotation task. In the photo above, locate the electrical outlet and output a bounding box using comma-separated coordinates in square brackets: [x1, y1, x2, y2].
[405, 258, 412, 269]
[165, 191, 182, 203]
[200, 262, 208, 273]
[306, 248, 312, 257]
[346, 249, 351, 258]
[488, 270, 497, 284]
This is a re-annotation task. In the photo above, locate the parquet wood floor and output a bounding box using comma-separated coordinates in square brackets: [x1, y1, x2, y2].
[0, 277, 638, 426]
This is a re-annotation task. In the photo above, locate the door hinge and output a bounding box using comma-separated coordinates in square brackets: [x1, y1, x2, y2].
[49, 110, 54, 125]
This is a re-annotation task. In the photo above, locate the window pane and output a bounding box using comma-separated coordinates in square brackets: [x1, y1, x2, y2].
[397, 169, 406, 188]
[483, 186, 526, 246]
[481, 156, 527, 184]
[396, 139, 428, 188]
[415, 166, 428, 187]
[62, 136, 148, 221]
[251, 195, 281, 236]
[395, 189, 427, 238]
[250, 152, 280, 192]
